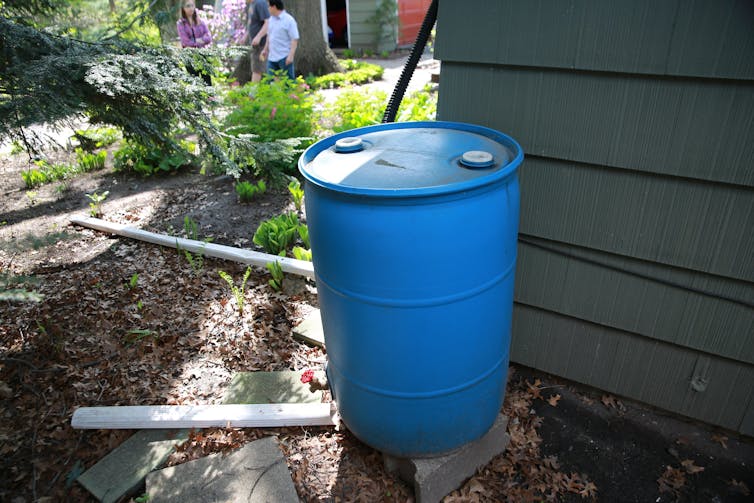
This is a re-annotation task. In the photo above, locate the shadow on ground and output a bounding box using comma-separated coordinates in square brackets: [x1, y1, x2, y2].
[517, 367, 754, 502]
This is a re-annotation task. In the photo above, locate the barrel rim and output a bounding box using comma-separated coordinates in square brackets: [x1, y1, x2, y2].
[298, 121, 524, 198]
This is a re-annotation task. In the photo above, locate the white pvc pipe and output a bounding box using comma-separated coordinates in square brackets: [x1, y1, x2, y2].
[71, 216, 315, 279]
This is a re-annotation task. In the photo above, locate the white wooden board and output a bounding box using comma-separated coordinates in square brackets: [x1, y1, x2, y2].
[72, 403, 335, 429]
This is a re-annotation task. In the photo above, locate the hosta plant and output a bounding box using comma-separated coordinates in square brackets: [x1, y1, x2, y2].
[236, 179, 266, 202]
[253, 212, 300, 255]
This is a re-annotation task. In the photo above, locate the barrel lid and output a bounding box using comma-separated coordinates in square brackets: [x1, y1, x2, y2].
[299, 121, 523, 197]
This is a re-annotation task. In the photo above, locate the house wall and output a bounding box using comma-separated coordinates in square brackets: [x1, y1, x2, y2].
[398, 0, 432, 46]
[434, 0, 754, 435]
[348, 0, 428, 52]
[347, 0, 383, 51]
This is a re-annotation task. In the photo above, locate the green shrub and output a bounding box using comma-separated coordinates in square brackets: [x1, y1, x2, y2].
[396, 84, 437, 122]
[311, 72, 346, 89]
[235, 179, 266, 202]
[323, 85, 437, 133]
[21, 158, 86, 188]
[266, 260, 284, 291]
[292, 246, 312, 262]
[24, 148, 108, 187]
[218, 267, 252, 316]
[86, 191, 109, 217]
[253, 212, 300, 255]
[288, 178, 304, 210]
[297, 224, 310, 248]
[224, 76, 316, 143]
[75, 148, 107, 172]
[114, 139, 195, 176]
[183, 215, 200, 241]
[307, 60, 384, 90]
[223, 77, 315, 182]
[325, 88, 387, 132]
[21, 168, 49, 188]
[227, 136, 307, 188]
[73, 126, 121, 152]
[178, 216, 211, 276]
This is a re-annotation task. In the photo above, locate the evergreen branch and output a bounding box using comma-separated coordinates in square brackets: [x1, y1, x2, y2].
[2, 0, 67, 18]
[101, 0, 162, 42]
[0, 4, 247, 177]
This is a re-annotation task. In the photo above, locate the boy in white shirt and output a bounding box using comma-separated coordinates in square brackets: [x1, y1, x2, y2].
[261, 0, 299, 80]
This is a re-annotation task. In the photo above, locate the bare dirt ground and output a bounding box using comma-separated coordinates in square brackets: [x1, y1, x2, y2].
[3, 143, 753, 503]
[1, 56, 753, 502]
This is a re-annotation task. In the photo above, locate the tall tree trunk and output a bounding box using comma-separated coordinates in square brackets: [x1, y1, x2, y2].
[285, 0, 342, 77]
[151, 0, 181, 45]
[232, 48, 252, 85]
[109, 0, 116, 13]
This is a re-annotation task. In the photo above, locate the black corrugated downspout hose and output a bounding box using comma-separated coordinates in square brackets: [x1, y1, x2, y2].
[382, 0, 438, 123]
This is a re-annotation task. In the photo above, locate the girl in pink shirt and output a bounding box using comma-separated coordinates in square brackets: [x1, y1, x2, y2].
[177, 1, 212, 85]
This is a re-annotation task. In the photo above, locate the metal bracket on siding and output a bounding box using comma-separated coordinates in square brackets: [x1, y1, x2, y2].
[689, 355, 711, 393]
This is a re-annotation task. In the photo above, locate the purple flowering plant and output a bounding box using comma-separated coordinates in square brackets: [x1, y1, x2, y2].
[200, 0, 247, 48]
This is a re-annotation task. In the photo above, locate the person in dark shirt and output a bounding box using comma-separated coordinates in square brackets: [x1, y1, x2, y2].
[246, 0, 271, 83]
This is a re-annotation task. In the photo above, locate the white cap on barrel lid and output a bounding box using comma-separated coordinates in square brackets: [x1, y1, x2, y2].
[460, 150, 494, 168]
[335, 137, 364, 153]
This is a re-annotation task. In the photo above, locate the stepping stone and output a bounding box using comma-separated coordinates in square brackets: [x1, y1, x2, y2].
[223, 370, 323, 405]
[77, 429, 189, 503]
[146, 436, 298, 503]
[292, 309, 325, 348]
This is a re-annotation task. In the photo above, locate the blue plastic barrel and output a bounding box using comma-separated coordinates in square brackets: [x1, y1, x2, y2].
[299, 121, 523, 457]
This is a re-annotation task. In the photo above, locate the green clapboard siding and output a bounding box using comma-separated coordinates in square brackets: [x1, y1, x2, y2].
[437, 63, 754, 187]
[743, 401, 754, 437]
[347, 0, 380, 49]
[515, 238, 754, 364]
[435, 0, 754, 80]
[511, 305, 754, 435]
[435, 0, 754, 435]
[517, 157, 754, 281]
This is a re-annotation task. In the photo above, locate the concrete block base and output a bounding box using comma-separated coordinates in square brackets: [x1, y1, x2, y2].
[383, 415, 510, 503]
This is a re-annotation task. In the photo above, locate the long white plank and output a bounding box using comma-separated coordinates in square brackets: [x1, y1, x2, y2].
[72, 403, 335, 429]
[71, 216, 315, 279]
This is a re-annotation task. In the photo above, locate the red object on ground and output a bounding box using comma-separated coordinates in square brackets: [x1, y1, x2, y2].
[301, 369, 314, 383]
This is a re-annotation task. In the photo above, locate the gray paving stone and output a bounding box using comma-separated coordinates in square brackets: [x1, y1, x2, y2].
[77, 429, 189, 503]
[383, 415, 510, 503]
[223, 370, 323, 404]
[146, 436, 298, 503]
[291, 309, 325, 348]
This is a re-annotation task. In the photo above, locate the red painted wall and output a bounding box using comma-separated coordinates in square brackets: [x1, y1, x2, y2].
[398, 0, 433, 46]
